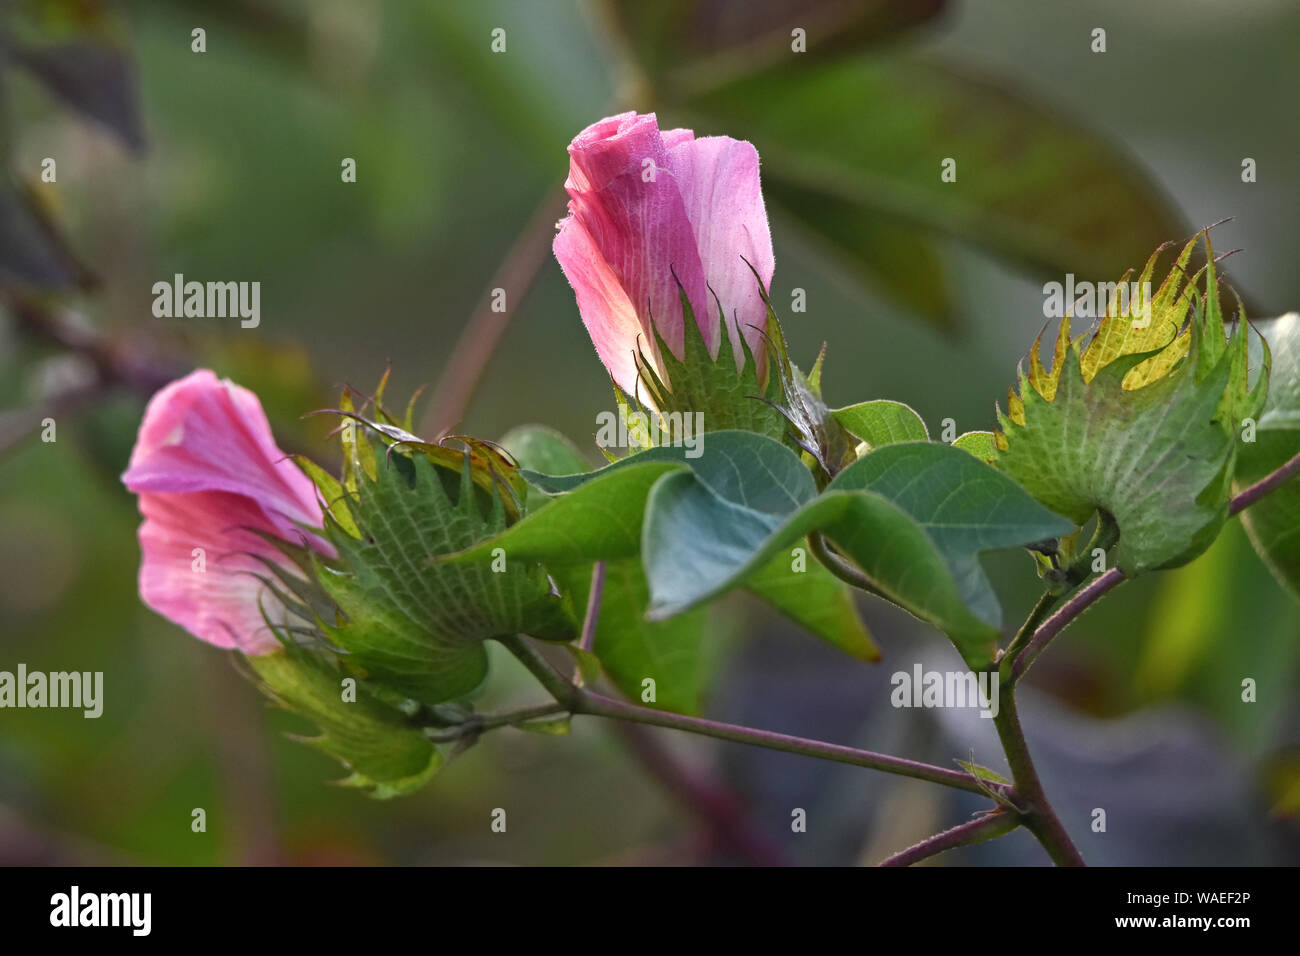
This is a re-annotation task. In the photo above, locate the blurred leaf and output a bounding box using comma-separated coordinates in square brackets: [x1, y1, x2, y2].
[1265, 754, 1300, 818]
[10, 40, 146, 151]
[682, 55, 1184, 317]
[771, 187, 954, 329]
[1133, 529, 1235, 697]
[601, 0, 949, 96]
[0, 182, 92, 289]
[249, 646, 443, 799]
[1236, 311, 1300, 598]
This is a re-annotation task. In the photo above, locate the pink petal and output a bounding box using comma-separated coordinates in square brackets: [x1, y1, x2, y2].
[136, 491, 302, 655]
[667, 135, 775, 371]
[123, 369, 332, 654]
[554, 212, 655, 399]
[123, 369, 322, 541]
[561, 112, 713, 362]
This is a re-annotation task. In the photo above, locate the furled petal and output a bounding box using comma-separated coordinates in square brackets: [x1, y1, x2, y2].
[667, 135, 775, 370]
[136, 491, 302, 654]
[554, 213, 651, 398]
[555, 112, 777, 392]
[560, 112, 712, 368]
[123, 369, 322, 540]
[122, 369, 330, 654]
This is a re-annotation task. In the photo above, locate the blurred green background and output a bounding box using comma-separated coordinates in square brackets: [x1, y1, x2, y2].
[1, 0, 1298, 865]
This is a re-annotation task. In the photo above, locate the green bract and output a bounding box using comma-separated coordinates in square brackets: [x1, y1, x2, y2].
[249, 646, 443, 799]
[995, 233, 1269, 575]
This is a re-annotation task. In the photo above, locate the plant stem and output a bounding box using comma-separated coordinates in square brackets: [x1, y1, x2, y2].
[496, 635, 991, 796]
[492, 450, 1300, 865]
[1000, 589, 1058, 674]
[579, 562, 605, 653]
[989, 682, 1086, 866]
[422, 701, 567, 742]
[1012, 451, 1300, 685]
[877, 811, 1019, 867]
[1229, 448, 1300, 515]
[1010, 568, 1125, 685]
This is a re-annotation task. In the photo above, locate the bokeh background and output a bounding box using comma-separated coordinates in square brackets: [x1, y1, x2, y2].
[2, 0, 1298, 865]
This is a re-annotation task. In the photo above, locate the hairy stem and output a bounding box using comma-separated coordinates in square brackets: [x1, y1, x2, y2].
[877, 811, 1019, 867]
[497, 635, 990, 795]
[1000, 589, 1058, 673]
[989, 682, 1086, 866]
[1229, 448, 1300, 515]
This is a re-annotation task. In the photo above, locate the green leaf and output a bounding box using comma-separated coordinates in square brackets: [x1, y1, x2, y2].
[249, 647, 442, 799]
[743, 549, 879, 661]
[566, 645, 603, 687]
[459, 430, 817, 563]
[513, 715, 572, 736]
[1236, 312, 1300, 598]
[996, 235, 1267, 574]
[833, 400, 929, 448]
[472, 431, 875, 662]
[682, 55, 1183, 314]
[952, 431, 997, 463]
[498, 424, 592, 479]
[319, 441, 577, 705]
[452, 461, 685, 564]
[643, 441, 1073, 666]
[557, 559, 711, 715]
[956, 759, 1010, 787]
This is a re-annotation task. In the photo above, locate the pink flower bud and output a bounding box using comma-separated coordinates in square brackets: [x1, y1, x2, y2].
[554, 111, 775, 398]
[121, 369, 332, 654]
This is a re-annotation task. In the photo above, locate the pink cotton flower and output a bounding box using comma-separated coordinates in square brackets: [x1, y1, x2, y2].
[121, 369, 331, 655]
[554, 111, 775, 398]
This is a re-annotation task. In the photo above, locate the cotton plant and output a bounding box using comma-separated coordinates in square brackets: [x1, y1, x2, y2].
[121, 112, 1300, 865]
